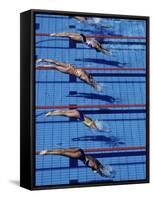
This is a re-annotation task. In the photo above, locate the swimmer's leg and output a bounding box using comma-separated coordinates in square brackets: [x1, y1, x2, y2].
[35, 64, 56, 69]
[65, 147, 81, 152]
[36, 58, 44, 63]
[36, 59, 70, 72]
[35, 63, 68, 73]
[46, 109, 80, 118]
[49, 32, 80, 39]
[36, 148, 73, 155]
[36, 149, 63, 155]
[36, 58, 57, 64]
[60, 148, 83, 158]
[37, 148, 82, 159]
[61, 110, 80, 118]
[45, 110, 68, 117]
[50, 32, 82, 42]
[49, 32, 72, 37]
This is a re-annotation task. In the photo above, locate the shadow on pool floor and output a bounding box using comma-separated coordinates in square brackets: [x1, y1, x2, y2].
[35, 109, 146, 119]
[75, 58, 127, 68]
[72, 135, 125, 147]
[67, 92, 119, 103]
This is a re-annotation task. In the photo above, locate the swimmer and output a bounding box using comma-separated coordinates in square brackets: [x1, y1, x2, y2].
[49, 32, 111, 55]
[36, 147, 115, 178]
[73, 16, 112, 29]
[36, 58, 103, 92]
[45, 109, 111, 132]
[73, 16, 88, 22]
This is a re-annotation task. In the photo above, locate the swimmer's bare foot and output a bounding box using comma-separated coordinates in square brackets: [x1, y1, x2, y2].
[49, 33, 56, 36]
[45, 111, 53, 117]
[36, 58, 44, 63]
[39, 150, 48, 155]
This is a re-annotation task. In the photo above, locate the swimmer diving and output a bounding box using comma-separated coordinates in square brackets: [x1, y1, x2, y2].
[36, 58, 104, 92]
[36, 147, 115, 178]
[49, 32, 111, 55]
[45, 109, 111, 132]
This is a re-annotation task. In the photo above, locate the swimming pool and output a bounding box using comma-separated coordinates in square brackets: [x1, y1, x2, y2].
[35, 14, 146, 186]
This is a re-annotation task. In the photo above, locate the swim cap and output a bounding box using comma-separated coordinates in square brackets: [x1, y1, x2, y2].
[83, 116, 94, 128]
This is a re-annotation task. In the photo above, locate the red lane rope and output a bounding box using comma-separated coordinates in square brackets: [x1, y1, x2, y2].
[87, 35, 146, 39]
[36, 146, 145, 154]
[84, 146, 146, 153]
[36, 103, 145, 109]
[35, 33, 146, 39]
[36, 65, 146, 71]
[36, 33, 51, 36]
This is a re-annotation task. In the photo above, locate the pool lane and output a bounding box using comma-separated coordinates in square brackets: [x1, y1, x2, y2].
[35, 14, 146, 186]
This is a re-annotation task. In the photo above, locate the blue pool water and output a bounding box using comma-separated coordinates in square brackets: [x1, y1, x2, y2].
[35, 14, 146, 186]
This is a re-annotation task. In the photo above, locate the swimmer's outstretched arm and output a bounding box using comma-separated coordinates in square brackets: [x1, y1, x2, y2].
[90, 80, 103, 92]
[90, 39, 111, 55]
[84, 72, 97, 86]
[97, 45, 112, 55]
[81, 71, 104, 92]
[85, 77, 99, 90]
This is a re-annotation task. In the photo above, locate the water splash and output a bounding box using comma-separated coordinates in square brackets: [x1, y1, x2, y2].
[101, 165, 116, 178]
[95, 120, 112, 133]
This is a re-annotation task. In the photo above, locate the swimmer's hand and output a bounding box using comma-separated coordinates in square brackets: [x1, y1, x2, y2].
[95, 83, 104, 93]
[102, 165, 116, 178]
[101, 48, 112, 56]
[95, 120, 112, 133]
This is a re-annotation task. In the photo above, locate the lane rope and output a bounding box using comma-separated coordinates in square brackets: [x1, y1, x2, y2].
[36, 33, 146, 39]
[36, 65, 146, 71]
[36, 104, 146, 109]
